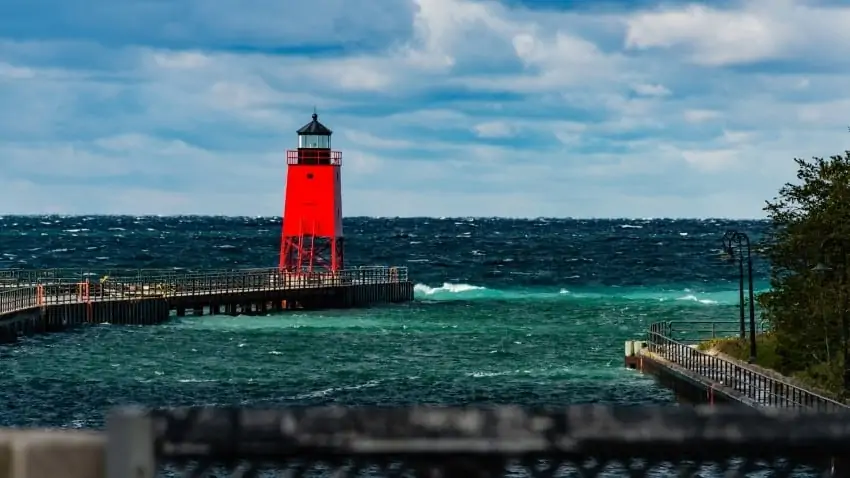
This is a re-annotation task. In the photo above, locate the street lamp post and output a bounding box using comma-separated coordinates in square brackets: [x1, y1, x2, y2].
[722, 231, 746, 339]
[812, 237, 850, 397]
[721, 230, 757, 362]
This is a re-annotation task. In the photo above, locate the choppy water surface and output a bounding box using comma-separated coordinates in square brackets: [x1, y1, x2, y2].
[0, 216, 770, 428]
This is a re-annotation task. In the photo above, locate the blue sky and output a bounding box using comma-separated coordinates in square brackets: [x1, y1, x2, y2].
[1, 0, 849, 217]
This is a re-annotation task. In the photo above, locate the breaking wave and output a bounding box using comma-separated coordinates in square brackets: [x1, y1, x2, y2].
[413, 282, 766, 306]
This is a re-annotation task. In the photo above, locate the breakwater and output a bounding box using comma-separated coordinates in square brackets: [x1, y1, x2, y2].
[0, 266, 413, 342]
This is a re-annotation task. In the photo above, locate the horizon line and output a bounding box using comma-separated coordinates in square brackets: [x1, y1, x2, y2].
[0, 214, 770, 221]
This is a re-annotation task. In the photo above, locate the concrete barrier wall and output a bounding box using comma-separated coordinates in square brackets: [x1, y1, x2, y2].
[0, 429, 105, 478]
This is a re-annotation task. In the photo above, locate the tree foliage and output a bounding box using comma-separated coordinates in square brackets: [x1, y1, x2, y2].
[758, 152, 850, 387]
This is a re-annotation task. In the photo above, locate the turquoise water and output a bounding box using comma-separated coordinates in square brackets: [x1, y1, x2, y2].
[0, 216, 770, 428]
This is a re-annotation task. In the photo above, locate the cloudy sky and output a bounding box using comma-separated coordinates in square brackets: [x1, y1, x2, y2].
[1, 0, 848, 218]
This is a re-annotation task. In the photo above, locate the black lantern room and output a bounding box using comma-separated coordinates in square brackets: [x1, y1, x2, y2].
[296, 112, 333, 165]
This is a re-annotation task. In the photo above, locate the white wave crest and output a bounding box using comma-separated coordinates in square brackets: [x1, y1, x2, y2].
[414, 282, 748, 305]
[676, 294, 718, 305]
[414, 283, 485, 295]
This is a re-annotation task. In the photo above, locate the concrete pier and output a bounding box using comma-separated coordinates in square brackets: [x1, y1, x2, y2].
[626, 322, 847, 410]
[0, 266, 414, 343]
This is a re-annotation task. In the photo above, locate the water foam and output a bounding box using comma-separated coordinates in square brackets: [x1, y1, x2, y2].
[414, 283, 485, 295]
[292, 379, 382, 400]
[413, 283, 546, 300]
[414, 282, 761, 305]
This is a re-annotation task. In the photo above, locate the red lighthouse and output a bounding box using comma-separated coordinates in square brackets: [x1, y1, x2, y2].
[279, 112, 344, 273]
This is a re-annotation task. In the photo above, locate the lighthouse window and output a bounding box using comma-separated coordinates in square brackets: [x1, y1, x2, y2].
[298, 134, 330, 149]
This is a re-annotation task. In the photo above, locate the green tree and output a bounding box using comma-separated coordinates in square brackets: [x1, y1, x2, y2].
[759, 151, 850, 394]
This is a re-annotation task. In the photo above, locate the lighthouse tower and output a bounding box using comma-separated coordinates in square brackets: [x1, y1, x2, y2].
[279, 112, 344, 273]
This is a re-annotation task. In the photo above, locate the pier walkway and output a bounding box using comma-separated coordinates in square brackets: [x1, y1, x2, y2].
[631, 321, 847, 411]
[0, 266, 413, 342]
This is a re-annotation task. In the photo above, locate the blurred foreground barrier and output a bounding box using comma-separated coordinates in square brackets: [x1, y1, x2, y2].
[113, 405, 850, 477]
[6, 405, 850, 477]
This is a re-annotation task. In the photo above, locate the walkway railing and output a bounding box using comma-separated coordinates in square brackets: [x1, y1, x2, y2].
[85, 406, 850, 477]
[0, 268, 231, 285]
[0, 287, 40, 316]
[1, 266, 409, 285]
[647, 322, 846, 410]
[658, 320, 769, 344]
[0, 266, 409, 317]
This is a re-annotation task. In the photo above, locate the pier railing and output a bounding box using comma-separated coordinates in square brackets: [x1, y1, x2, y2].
[0, 266, 409, 316]
[0, 287, 40, 316]
[647, 322, 846, 410]
[61, 406, 850, 477]
[661, 320, 768, 344]
[1, 266, 409, 285]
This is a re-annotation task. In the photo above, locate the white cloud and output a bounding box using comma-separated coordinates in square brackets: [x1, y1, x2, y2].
[407, 0, 518, 68]
[473, 121, 515, 138]
[722, 130, 756, 144]
[344, 131, 416, 149]
[680, 149, 739, 173]
[796, 98, 850, 126]
[683, 109, 721, 123]
[551, 121, 587, 145]
[632, 83, 671, 97]
[624, 4, 785, 66]
[340, 150, 384, 176]
[0, 62, 35, 79]
[623, 1, 850, 67]
[151, 51, 211, 69]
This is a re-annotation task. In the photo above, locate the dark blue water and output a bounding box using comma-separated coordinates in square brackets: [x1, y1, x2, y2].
[0, 216, 768, 428]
